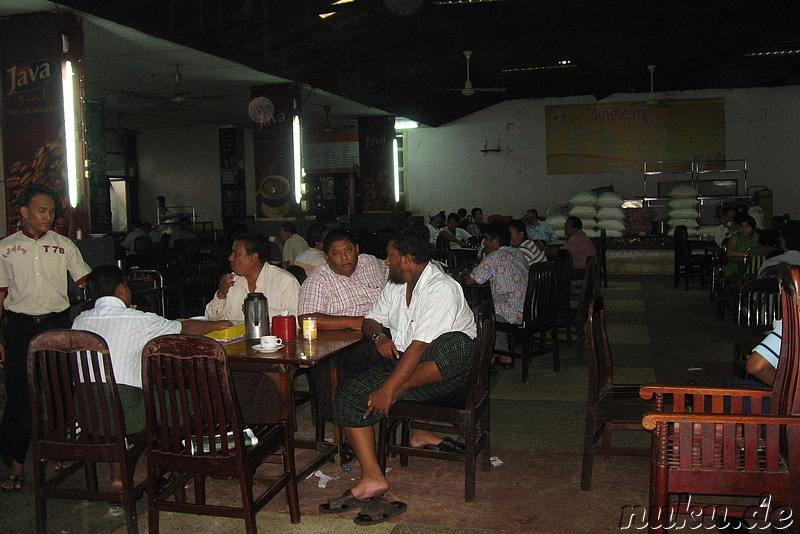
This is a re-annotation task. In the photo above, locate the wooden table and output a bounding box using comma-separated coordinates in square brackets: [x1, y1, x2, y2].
[223, 330, 366, 478]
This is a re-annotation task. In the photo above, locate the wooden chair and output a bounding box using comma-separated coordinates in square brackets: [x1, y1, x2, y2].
[732, 276, 781, 378]
[436, 232, 452, 250]
[132, 235, 153, 252]
[286, 264, 307, 285]
[377, 300, 496, 502]
[429, 249, 458, 274]
[141, 334, 300, 534]
[592, 228, 608, 289]
[640, 264, 800, 533]
[673, 225, 713, 290]
[557, 256, 598, 362]
[580, 296, 651, 491]
[516, 261, 560, 380]
[27, 330, 147, 534]
[554, 248, 573, 307]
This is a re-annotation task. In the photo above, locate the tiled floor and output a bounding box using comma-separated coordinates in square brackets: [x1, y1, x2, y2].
[0, 275, 750, 533]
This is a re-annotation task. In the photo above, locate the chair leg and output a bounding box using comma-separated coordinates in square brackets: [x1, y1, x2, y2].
[283, 425, 301, 525]
[580, 409, 598, 491]
[34, 459, 47, 534]
[400, 420, 410, 467]
[377, 418, 389, 473]
[552, 329, 560, 373]
[464, 419, 476, 502]
[480, 408, 491, 472]
[121, 463, 139, 534]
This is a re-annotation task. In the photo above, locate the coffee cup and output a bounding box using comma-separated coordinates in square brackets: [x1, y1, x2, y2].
[260, 335, 282, 349]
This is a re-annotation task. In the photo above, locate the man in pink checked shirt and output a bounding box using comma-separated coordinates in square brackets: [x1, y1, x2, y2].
[299, 229, 389, 423]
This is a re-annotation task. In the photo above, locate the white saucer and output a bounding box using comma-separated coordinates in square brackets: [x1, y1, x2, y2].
[253, 343, 284, 353]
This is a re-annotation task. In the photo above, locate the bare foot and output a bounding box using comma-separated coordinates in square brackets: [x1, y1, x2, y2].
[408, 429, 444, 448]
[111, 479, 123, 492]
[349, 474, 390, 500]
[1, 461, 24, 491]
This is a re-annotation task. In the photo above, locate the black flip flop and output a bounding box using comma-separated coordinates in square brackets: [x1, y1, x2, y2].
[319, 489, 370, 513]
[423, 436, 465, 453]
[353, 496, 408, 526]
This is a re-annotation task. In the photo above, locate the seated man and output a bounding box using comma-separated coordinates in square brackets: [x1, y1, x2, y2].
[206, 231, 299, 322]
[438, 212, 472, 249]
[463, 220, 529, 369]
[293, 222, 328, 275]
[523, 209, 557, 244]
[425, 209, 445, 246]
[758, 220, 800, 276]
[745, 320, 782, 387]
[120, 220, 152, 252]
[562, 216, 596, 277]
[299, 229, 388, 421]
[168, 216, 196, 248]
[508, 219, 547, 265]
[712, 205, 737, 247]
[326, 230, 476, 521]
[73, 265, 233, 491]
[276, 222, 309, 269]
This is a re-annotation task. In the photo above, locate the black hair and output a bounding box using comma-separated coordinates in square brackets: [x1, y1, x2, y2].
[508, 219, 527, 235]
[527, 208, 539, 218]
[18, 184, 57, 209]
[780, 220, 800, 251]
[457, 208, 467, 218]
[156, 195, 166, 204]
[446, 212, 460, 224]
[322, 229, 357, 253]
[279, 222, 297, 234]
[86, 265, 127, 299]
[566, 216, 583, 230]
[392, 228, 431, 264]
[735, 214, 756, 229]
[235, 231, 270, 263]
[471, 207, 483, 217]
[484, 219, 511, 246]
[306, 222, 329, 247]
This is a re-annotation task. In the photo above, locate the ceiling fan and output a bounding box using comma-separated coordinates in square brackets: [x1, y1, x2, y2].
[115, 64, 223, 106]
[646, 65, 675, 108]
[435, 51, 507, 97]
[320, 105, 354, 133]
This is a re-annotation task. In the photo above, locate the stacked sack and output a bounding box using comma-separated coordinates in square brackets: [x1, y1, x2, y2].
[666, 184, 700, 236]
[547, 213, 568, 240]
[568, 191, 598, 238]
[595, 191, 625, 238]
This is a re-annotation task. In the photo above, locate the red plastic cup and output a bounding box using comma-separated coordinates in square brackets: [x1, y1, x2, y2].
[272, 315, 297, 341]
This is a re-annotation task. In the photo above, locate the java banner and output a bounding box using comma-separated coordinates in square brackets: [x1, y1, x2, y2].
[357, 116, 395, 212]
[1, 11, 84, 232]
[546, 99, 725, 174]
[250, 84, 300, 219]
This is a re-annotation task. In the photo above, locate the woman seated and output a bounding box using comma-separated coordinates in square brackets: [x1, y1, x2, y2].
[722, 214, 760, 275]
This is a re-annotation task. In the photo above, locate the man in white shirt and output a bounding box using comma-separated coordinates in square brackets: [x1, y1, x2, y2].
[120, 220, 152, 252]
[438, 212, 472, 249]
[758, 220, 800, 277]
[276, 222, 309, 269]
[324, 230, 476, 521]
[205, 231, 300, 322]
[293, 222, 328, 275]
[425, 209, 444, 246]
[73, 265, 232, 491]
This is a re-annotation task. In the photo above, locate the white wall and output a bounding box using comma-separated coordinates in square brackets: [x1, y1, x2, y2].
[137, 126, 223, 228]
[405, 86, 800, 220]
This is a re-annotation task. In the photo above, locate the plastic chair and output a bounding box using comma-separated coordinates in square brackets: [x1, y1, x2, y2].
[640, 264, 800, 532]
[141, 334, 300, 534]
[580, 296, 651, 491]
[377, 300, 496, 502]
[27, 330, 147, 534]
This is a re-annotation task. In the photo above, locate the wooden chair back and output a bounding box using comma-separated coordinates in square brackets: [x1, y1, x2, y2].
[592, 228, 608, 288]
[554, 248, 572, 305]
[27, 329, 146, 534]
[672, 224, 690, 261]
[586, 295, 613, 399]
[430, 249, 458, 273]
[466, 299, 497, 411]
[141, 334, 300, 532]
[436, 233, 452, 250]
[133, 235, 152, 252]
[736, 276, 781, 326]
[286, 264, 307, 285]
[521, 261, 560, 378]
[743, 245, 780, 276]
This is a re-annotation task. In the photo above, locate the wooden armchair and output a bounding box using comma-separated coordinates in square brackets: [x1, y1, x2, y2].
[27, 330, 147, 534]
[580, 296, 652, 491]
[141, 334, 300, 534]
[640, 264, 800, 533]
[377, 300, 496, 502]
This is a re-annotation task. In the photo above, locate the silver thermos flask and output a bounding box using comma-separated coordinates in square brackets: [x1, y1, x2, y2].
[244, 292, 269, 340]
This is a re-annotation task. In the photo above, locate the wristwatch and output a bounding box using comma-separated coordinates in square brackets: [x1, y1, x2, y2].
[371, 332, 385, 342]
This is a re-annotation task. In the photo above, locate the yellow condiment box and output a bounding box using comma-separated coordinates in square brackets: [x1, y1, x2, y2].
[203, 322, 245, 342]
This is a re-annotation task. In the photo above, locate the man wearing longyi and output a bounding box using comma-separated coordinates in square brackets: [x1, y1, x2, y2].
[205, 231, 299, 322]
[321, 230, 476, 525]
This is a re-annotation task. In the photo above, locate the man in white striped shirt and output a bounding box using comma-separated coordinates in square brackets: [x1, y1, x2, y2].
[509, 219, 547, 266]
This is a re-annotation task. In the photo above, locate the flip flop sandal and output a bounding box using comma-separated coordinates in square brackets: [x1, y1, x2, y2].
[53, 461, 74, 471]
[319, 489, 369, 513]
[353, 496, 408, 526]
[423, 436, 466, 453]
[1, 474, 24, 492]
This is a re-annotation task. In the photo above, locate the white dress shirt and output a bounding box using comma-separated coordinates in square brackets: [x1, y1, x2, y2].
[205, 262, 300, 322]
